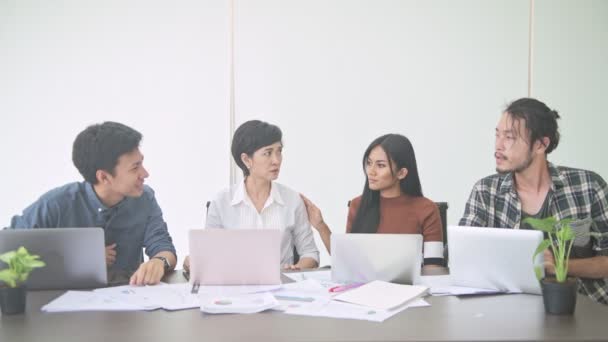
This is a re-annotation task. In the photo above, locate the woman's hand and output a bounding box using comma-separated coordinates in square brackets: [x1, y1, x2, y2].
[300, 194, 325, 229]
[183, 255, 191, 272]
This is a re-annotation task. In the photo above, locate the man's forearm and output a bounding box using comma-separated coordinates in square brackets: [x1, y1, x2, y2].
[567, 256, 608, 279]
[153, 251, 177, 271]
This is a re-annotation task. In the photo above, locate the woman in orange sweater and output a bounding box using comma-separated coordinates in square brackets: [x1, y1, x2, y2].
[302, 133, 444, 266]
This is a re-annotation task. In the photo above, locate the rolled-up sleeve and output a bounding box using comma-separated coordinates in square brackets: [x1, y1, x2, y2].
[142, 194, 176, 259]
[591, 175, 608, 253]
[292, 198, 319, 263]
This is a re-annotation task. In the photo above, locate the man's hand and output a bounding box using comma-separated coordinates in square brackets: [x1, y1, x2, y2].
[544, 249, 556, 275]
[129, 258, 165, 286]
[105, 243, 117, 266]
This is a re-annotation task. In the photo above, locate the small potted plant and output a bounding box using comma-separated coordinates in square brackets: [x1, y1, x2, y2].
[0, 246, 45, 315]
[524, 216, 582, 315]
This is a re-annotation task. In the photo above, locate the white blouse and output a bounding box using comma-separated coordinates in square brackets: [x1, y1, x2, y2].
[205, 181, 320, 265]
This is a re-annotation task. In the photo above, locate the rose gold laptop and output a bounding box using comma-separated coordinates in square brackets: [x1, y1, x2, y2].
[188, 229, 282, 285]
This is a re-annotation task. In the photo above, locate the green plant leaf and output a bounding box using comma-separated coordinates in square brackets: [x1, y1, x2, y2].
[523, 217, 558, 233]
[533, 239, 552, 261]
[0, 269, 18, 288]
[0, 246, 45, 287]
[27, 260, 46, 268]
[557, 226, 575, 242]
[0, 250, 16, 264]
[534, 265, 544, 281]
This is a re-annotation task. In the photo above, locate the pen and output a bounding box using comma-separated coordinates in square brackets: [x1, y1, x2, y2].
[328, 283, 364, 293]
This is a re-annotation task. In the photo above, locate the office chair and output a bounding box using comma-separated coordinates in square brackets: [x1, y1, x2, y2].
[204, 201, 300, 265]
[435, 202, 449, 266]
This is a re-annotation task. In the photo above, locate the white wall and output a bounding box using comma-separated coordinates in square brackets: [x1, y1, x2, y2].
[0, 0, 606, 265]
[532, 0, 608, 176]
[234, 0, 529, 265]
[0, 0, 231, 261]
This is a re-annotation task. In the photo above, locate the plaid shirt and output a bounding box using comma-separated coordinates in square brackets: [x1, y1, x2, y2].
[460, 163, 608, 305]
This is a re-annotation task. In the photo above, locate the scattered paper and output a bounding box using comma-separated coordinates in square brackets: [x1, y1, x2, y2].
[196, 284, 282, 296]
[200, 292, 279, 314]
[283, 270, 340, 289]
[271, 280, 332, 312]
[279, 279, 327, 292]
[42, 291, 144, 312]
[94, 283, 199, 311]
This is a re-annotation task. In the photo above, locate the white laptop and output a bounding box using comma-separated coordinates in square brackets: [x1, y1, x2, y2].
[448, 225, 544, 294]
[331, 233, 423, 285]
[0, 228, 107, 290]
[188, 229, 282, 285]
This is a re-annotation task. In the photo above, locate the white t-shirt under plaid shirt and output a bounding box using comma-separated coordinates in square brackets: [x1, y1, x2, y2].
[205, 181, 320, 266]
[460, 163, 608, 305]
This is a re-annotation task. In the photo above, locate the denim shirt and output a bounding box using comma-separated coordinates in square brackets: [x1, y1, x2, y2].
[9, 182, 176, 273]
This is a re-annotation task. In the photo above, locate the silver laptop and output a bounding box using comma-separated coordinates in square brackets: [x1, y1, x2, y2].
[0, 228, 107, 290]
[448, 225, 544, 294]
[331, 233, 423, 284]
[189, 229, 282, 285]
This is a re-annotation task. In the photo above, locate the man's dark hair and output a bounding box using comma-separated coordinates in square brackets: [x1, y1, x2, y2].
[231, 120, 282, 177]
[72, 122, 142, 184]
[505, 98, 561, 154]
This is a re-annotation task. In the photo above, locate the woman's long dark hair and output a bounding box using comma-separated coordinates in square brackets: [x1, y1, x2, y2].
[351, 134, 423, 233]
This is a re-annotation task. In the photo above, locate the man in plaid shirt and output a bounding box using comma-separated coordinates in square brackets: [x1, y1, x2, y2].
[460, 98, 608, 305]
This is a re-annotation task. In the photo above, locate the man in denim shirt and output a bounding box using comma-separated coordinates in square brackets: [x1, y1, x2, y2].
[9, 122, 176, 286]
[460, 98, 608, 305]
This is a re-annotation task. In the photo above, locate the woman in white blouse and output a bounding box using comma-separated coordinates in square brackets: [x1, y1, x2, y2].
[184, 120, 319, 271]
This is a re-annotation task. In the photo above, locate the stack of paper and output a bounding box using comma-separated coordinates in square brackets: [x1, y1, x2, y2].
[333, 280, 429, 310]
[285, 297, 429, 322]
[429, 286, 518, 296]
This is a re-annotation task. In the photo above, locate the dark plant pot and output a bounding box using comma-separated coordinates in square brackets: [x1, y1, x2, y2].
[541, 277, 577, 315]
[0, 285, 27, 315]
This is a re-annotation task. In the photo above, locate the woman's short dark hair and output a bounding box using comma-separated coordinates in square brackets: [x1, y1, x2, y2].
[351, 134, 423, 234]
[231, 120, 282, 176]
[505, 98, 561, 154]
[72, 122, 142, 184]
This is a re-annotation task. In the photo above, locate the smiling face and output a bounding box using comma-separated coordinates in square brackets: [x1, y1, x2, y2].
[241, 141, 283, 182]
[365, 145, 407, 197]
[101, 148, 149, 198]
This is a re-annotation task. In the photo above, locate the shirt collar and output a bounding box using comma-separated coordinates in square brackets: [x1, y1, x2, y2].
[499, 172, 515, 195]
[547, 162, 566, 191]
[85, 181, 109, 212]
[84, 181, 127, 213]
[498, 162, 564, 194]
[230, 180, 285, 207]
